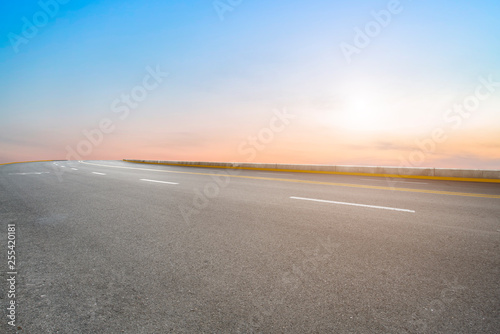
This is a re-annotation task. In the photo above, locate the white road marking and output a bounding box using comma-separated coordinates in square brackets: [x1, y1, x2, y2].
[140, 179, 178, 185]
[290, 196, 415, 213]
[9, 172, 49, 175]
[71, 168, 78, 171]
[360, 178, 427, 184]
[92, 172, 106, 175]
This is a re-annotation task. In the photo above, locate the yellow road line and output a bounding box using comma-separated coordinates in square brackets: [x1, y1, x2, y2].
[0, 160, 56, 166]
[82, 161, 500, 199]
[122, 160, 500, 184]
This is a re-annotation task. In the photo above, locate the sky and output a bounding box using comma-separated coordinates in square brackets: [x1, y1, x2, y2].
[1, 0, 499, 168]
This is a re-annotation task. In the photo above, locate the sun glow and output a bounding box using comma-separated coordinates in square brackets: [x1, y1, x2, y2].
[325, 81, 393, 132]
[341, 96, 382, 131]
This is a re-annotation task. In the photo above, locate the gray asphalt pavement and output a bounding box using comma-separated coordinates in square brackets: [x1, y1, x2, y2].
[1, 160, 499, 333]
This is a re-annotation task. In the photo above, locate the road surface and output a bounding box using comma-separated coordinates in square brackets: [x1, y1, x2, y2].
[1, 160, 499, 333]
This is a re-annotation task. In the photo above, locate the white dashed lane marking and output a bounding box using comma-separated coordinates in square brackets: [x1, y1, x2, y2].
[140, 179, 178, 185]
[290, 196, 415, 213]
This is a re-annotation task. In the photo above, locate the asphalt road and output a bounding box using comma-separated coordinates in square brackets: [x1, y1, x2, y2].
[1, 160, 499, 333]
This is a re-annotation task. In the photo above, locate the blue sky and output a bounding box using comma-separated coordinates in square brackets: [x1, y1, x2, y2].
[1, 0, 499, 167]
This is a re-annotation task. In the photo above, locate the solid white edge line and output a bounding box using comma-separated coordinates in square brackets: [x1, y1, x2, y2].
[140, 179, 178, 185]
[92, 172, 106, 175]
[290, 196, 415, 213]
